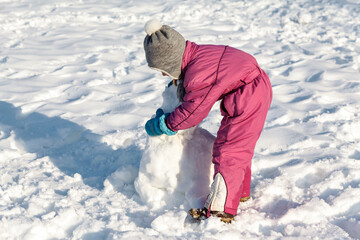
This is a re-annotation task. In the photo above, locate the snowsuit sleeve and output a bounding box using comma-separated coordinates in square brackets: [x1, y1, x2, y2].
[167, 82, 221, 131]
[166, 46, 228, 131]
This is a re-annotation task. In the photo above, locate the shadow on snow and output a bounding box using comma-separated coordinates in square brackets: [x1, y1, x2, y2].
[0, 101, 141, 190]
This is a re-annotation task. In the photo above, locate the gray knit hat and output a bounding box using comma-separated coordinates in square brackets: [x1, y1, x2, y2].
[143, 19, 186, 80]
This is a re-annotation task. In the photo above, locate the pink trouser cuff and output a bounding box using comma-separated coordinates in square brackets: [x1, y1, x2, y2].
[224, 207, 237, 216]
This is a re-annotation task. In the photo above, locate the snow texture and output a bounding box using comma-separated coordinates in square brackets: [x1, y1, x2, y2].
[135, 85, 215, 210]
[0, 0, 360, 239]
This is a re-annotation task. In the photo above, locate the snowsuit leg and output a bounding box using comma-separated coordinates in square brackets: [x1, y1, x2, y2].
[241, 165, 252, 199]
[205, 71, 272, 215]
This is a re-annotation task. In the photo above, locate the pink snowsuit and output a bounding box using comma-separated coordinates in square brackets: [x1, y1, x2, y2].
[166, 41, 272, 215]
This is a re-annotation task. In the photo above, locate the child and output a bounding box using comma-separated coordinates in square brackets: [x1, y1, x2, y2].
[143, 19, 272, 223]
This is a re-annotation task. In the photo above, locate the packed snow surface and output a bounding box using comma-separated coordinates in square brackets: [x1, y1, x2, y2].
[1, 0, 360, 239]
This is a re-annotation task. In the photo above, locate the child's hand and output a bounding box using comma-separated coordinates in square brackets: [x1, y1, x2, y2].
[145, 109, 177, 137]
[145, 109, 165, 136]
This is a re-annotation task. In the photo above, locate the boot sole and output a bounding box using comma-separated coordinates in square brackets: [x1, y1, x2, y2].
[240, 196, 251, 202]
[188, 208, 206, 220]
[188, 208, 234, 223]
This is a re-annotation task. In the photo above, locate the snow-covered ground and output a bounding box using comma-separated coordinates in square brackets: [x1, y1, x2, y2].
[1, 0, 360, 239]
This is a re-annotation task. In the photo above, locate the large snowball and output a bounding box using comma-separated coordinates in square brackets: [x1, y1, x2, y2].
[135, 84, 215, 209]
